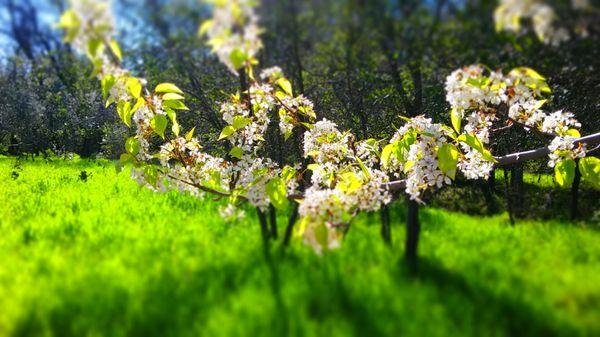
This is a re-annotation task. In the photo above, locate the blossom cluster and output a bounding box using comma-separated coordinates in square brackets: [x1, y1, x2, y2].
[547, 136, 586, 168]
[445, 64, 589, 178]
[494, 0, 590, 45]
[385, 116, 454, 201]
[299, 118, 392, 252]
[200, 0, 263, 74]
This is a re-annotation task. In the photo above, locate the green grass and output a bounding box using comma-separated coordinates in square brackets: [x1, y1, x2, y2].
[0, 157, 599, 337]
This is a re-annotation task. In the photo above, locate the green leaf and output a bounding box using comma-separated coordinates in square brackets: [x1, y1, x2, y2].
[116, 153, 134, 173]
[337, 172, 362, 193]
[437, 143, 459, 179]
[57, 10, 81, 43]
[162, 93, 185, 101]
[131, 97, 145, 116]
[511, 67, 546, 80]
[127, 77, 142, 99]
[554, 159, 576, 188]
[276, 78, 293, 96]
[314, 223, 328, 249]
[280, 166, 296, 181]
[403, 160, 415, 174]
[381, 143, 396, 169]
[232, 116, 252, 130]
[185, 127, 196, 141]
[163, 99, 189, 111]
[450, 108, 462, 133]
[579, 157, 600, 190]
[467, 77, 483, 88]
[355, 157, 371, 178]
[117, 100, 132, 126]
[229, 146, 244, 159]
[57, 9, 79, 29]
[87, 39, 103, 58]
[457, 133, 496, 163]
[266, 178, 289, 211]
[171, 118, 180, 137]
[101, 75, 116, 102]
[565, 129, 581, 138]
[143, 165, 159, 187]
[229, 49, 247, 70]
[294, 216, 310, 238]
[150, 115, 168, 139]
[155, 83, 183, 94]
[198, 19, 213, 36]
[218, 125, 236, 140]
[306, 163, 319, 171]
[125, 137, 140, 156]
[109, 40, 122, 61]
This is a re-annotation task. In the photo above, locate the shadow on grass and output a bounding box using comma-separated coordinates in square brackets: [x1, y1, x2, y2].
[9, 248, 585, 337]
[406, 257, 581, 337]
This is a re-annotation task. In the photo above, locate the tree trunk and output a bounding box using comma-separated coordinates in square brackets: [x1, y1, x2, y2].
[405, 199, 420, 270]
[269, 205, 278, 239]
[503, 169, 515, 225]
[380, 205, 391, 245]
[571, 160, 581, 221]
[256, 208, 270, 242]
[283, 203, 299, 246]
[510, 166, 525, 218]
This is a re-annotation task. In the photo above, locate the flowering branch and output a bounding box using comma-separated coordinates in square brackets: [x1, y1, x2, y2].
[58, 0, 600, 255]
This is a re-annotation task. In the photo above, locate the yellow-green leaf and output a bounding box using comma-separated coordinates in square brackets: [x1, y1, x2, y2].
[276, 78, 293, 96]
[185, 127, 196, 141]
[232, 116, 252, 130]
[579, 157, 600, 190]
[155, 83, 183, 94]
[162, 93, 185, 101]
[150, 115, 168, 139]
[127, 77, 142, 99]
[451, 108, 462, 133]
[437, 143, 459, 179]
[198, 19, 213, 36]
[229, 49, 247, 70]
[229, 146, 244, 159]
[125, 136, 140, 156]
[554, 158, 576, 188]
[266, 178, 289, 210]
[219, 126, 236, 140]
[458, 133, 497, 163]
[109, 40, 122, 61]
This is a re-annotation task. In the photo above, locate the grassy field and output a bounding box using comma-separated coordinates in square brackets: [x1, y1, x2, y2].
[0, 157, 599, 337]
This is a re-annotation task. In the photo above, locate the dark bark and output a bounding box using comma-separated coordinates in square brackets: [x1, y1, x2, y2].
[283, 203, 299, 246]
[288, 0, 305, 95]
[269, 204, 278, 239]
[503, 169, 515, 225]
[510, 166, 525, 218]
[571, 160, 581, 221]
[380, 205, 392, 245]
[256, 208, 270, 242]
[405, 199, 420, 270]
